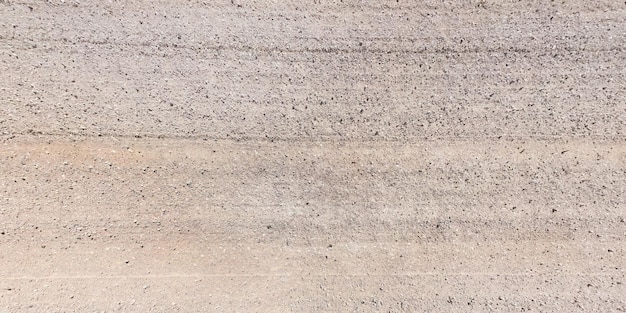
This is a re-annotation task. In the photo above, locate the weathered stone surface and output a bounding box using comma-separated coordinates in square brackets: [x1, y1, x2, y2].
[0, 1, 624, 311]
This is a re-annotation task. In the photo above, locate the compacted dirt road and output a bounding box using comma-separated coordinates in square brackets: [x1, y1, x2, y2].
[1, 0, 625, 312]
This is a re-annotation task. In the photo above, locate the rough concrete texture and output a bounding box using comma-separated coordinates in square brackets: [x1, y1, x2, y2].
[1, 0, 625, 312]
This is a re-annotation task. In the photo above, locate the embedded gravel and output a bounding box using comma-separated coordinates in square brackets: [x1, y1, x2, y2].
[1, 0, 625, 312]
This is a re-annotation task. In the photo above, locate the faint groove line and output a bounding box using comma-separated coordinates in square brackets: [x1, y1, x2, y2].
[4, 130, 625, 143]
[0, 272, 622, 280]
[0, 35, 623, 55]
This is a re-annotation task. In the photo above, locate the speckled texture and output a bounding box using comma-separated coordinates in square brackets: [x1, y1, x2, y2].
[0, 0, 625, 312]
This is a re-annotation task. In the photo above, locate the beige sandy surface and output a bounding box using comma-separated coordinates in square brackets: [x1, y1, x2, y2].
[1, 0, 625, 312]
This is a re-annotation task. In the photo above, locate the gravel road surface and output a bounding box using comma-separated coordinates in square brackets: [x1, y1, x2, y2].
[1, 0, 625, 312]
